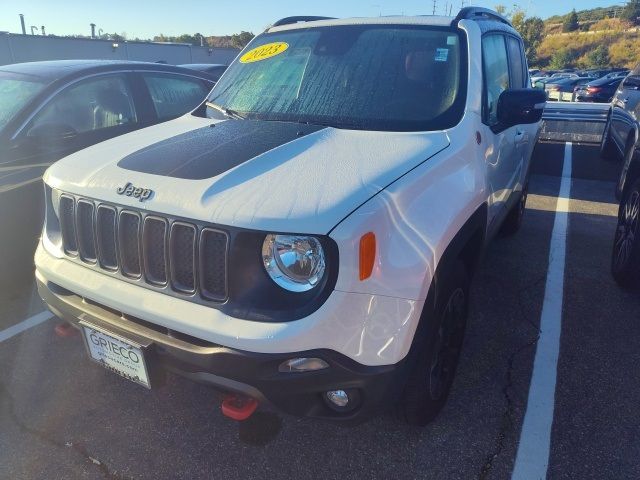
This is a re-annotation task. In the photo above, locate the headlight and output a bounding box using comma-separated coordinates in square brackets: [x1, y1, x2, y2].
[262, 234, 326, 292]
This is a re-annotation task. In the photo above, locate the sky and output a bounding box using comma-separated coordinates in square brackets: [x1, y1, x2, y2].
[0, 0, 629, 39]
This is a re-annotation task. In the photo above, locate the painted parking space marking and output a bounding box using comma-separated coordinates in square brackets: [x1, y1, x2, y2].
[0, 311, 52, 343]
[512, 142, 572, 480]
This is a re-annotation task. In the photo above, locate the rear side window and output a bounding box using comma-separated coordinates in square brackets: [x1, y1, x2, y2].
[482, 34, 510, 126]
[142, 74, 209, 120]
[506, 36, 526, 88]
[31, 74, 136, 134]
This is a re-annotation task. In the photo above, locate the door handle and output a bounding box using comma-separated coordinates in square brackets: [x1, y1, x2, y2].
[622, 98, 629, 104]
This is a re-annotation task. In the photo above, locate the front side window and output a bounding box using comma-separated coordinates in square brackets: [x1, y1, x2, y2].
[506, 36, 526, 89]
[482, 34, 510, 126]
[208, 25, 467, 132]
[142, 74, 210, 120]
[0, 75, 46, 133]
[31, 74, 136, 134]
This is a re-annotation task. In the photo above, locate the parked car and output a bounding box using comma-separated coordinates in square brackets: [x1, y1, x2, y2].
[545, 77, 592, 101]
[574, 76, 623, 103]
[36, 9, 545, 425]
[179, 63, 228, 81]
[601, 65, 640, 169]
[612, 157, 640, 287]
[603, 70, 630, 79]
[0, 60, 216, 289]
[604, 64, 640, 285]
[0, 60, 216, 171]
[533, 73, 578, 89]
[530, 70, 556, 85]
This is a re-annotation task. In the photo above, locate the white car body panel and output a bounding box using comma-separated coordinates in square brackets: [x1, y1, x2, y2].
[35, 246, 422, 366]
[44, 119, 450, 235]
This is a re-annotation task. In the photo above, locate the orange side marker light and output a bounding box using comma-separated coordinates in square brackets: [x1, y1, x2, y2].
[359, 232, 376, 281]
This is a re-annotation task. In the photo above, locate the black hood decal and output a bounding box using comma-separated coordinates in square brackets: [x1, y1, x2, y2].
[117, 120, 326, 180]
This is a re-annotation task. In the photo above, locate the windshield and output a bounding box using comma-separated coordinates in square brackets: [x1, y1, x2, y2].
[0, 76, 46, 132]
[208, 25, 467, 131]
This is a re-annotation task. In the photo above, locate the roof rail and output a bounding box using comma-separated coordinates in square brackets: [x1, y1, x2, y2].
[271, 16, 336, 28]
[453, 7, 512, 26]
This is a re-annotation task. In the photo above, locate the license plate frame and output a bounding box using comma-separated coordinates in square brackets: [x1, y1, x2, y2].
[80, 319, 152, 389]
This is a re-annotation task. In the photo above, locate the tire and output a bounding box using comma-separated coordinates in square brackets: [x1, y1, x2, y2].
[396, 261, 469, 426]
[612, 177, 640, 287]
[500, 183, 528, 236]
[600, 115, 619, 160]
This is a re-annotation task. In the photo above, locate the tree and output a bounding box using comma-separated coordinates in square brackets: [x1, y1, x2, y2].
[587, 44, 610, 67]
[549, 48, 575, 69]
[507, 7, 544, 65]
[518, 17, 545, 65]
[494, 4, 507, 16]
[563, 9, 579, 32]
[622, 0, 640, 25]
[230, 31, 254, 49]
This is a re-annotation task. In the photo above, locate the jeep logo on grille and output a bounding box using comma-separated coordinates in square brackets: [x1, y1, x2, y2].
[116, 182, 153, 202]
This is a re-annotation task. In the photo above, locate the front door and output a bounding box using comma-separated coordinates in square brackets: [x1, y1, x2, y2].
[481, 33, 520, 228]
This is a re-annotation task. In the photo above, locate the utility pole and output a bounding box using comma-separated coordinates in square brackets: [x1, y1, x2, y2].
[433, 0, 437, 15]
[19, 14, 26, 35]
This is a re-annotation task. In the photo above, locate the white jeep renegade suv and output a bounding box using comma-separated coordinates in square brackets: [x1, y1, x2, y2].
[36, 7, 545, 425]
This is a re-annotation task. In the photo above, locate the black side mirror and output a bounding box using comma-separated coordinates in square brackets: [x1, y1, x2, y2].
[497, 89, 546, 129]
[26, 122, 77, 140]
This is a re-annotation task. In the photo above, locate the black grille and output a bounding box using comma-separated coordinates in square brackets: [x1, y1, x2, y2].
[199, 228, 228, 301]
[76, 200, 97, 263]
[96, 205, 118, 270]
[170, 223, 196, 293]
[119, 212, 141, 278]
[143, 217, 168, 285]
[59, 195, 77, 254]
[57, 195, 228, 303]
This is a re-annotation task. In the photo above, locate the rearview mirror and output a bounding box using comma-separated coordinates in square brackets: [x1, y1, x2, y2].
[26, 122, 77, 140]
[497, 89, 546, 129]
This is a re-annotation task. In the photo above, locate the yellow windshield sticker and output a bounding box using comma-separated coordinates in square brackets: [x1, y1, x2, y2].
[240, 42, 289, 63]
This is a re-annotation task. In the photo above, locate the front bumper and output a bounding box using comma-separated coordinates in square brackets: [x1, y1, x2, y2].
[37, 273, 410, 423]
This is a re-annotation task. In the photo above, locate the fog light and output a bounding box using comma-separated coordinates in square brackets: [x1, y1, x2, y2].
[278, 357, 329, 373]
[325, 390, 349, 408]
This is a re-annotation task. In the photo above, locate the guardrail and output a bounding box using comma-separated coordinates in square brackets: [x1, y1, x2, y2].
[540, 102, 609, 143]
[542, 102, 609, 123]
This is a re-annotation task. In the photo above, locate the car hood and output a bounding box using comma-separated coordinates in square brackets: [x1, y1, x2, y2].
[45, 115, 450, 234]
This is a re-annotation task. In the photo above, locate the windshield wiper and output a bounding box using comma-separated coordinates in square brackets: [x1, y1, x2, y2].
[205, 102, 246, 120]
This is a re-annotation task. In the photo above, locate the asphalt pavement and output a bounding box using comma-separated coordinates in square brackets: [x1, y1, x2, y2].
[1, 141, 639, 480]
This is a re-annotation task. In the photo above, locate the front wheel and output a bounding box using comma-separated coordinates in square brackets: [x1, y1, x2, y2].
[612, 177, 640, 287]
[396, 261, 469, 426]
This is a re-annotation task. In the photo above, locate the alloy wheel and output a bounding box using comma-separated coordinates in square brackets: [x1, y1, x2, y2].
[614, 189, 640, 271]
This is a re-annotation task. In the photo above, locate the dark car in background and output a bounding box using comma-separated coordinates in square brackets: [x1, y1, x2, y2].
[600, 64, 640, 286]
[574, 76, 623, 103]
[545, 77, 592, 101]
[0, 60, 216, 289]
[179, 63, 228, 81]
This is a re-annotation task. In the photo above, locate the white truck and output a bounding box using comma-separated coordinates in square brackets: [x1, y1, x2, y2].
[36, 7, 544, 425]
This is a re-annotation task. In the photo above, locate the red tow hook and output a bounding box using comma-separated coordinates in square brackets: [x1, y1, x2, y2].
[221, 393, 258, 421]
[54, 323, 79, 338]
